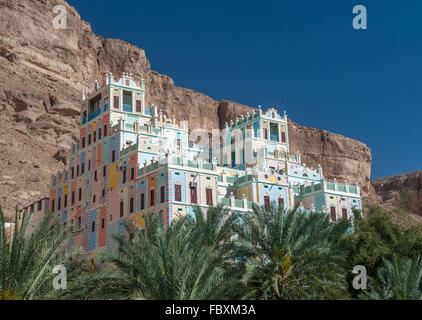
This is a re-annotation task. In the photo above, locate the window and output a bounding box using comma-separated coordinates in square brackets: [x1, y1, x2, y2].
[122, 169, 126, 184]
[114, 96, 119, 109]
[57, 197, 61, 210]
[88, 134, 91, 145]
[94, 170, 98, 181]
[130, 167, 135, 180]
[130, 197, 134, 213]
[71, 167, 74, 179]
[206, 188, 213, 206]
[160, 186, 165, 203]
[112, 150, 116, 162]
[88, 160, 91, 171]
[89, 95, 100, 114]
[91, 221, 95, 232]
[37, 200, 42, 211]
[123, 91, 132, 107]
[278, 197, 284, 209]
[270, 123, 279, 141]
[78, 188, 82, 201]
[281, 131, 286, 143]
[78, 216, 81, 227]
[93, 131, 96, 142]
[82, 137, 85, 148]
[64, 194, 68, 208]
[264, 196, 270, 212]
[103, 165, 107, 177]
[140, 192, 145, 210]
[342, 208, 348, 220]
[175, 184, 181, 202]
[190, 186, 197, 204]
[102, 189, 105, 198]
[77, 165, 79, 176]
[136, 100, 142, 112]
[120, 201, 124, 217]
[81, 163, 85, 174]
[330, 207, 337, 221]
[150, 189, 155, 207]
[104, 124, 107, 137]
[72, 191, 75, 204]
[101, 218, 105, 229]
[109, 215, 113, 222]
[263, 128, 268, 140]
[93, 195, 96, 203]
[98, 128, 102, 140]
[51, 199, 55, 212]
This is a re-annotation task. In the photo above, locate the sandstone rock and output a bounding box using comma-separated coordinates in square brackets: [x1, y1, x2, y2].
[373, 171, 422, 216]
[288, 121, 375, 199]
[0, 0, 375, 217]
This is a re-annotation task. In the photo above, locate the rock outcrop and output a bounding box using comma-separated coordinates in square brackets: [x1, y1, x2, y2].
[0, 0, 374, 217]
[373, 171, 422, 216]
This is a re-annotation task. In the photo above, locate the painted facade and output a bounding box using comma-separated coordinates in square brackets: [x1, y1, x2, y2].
[27, 73, 361, 253]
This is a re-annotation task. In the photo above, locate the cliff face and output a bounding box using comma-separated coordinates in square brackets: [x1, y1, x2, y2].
[0, 0, 374, 217]
[372, 171, 422, 216]
[288, 121, 375, 199]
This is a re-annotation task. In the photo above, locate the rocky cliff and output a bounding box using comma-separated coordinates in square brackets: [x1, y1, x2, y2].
[372, 171, 422, 216]
[0, 0, 374, 218]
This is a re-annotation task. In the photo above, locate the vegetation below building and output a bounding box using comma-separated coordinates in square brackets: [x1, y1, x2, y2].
[1, 203, 422, 300]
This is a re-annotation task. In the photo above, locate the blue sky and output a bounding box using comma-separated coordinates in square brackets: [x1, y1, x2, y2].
[67, 0, 422, 179]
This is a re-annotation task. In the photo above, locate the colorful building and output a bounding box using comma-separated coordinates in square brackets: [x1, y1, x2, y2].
[30, 73, 361, 253]
[17, 198, 50, 237]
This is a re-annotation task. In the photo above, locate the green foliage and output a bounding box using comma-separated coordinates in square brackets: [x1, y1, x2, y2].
[63, 206, 239, 300]
[232, 205, 351, 300]
[0, 206, 78, 300]
[4, 201, 422, 300]
[362, 255, 422, 300]
[345, 205, 422, 275]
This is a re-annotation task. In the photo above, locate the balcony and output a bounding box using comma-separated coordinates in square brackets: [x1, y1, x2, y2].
[123, 104, 133, 113]
[270, 133, 279, 142]
[221, 197, 253, 211]
[88, 108, 102, 122]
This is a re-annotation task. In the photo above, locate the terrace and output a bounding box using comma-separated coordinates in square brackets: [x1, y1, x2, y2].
[298, 180, 360, 196]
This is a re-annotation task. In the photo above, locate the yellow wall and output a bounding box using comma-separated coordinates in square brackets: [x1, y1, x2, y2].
[109, 163, 119, 190]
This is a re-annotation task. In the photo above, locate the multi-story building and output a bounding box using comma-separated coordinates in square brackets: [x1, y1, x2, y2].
[29, 73, 361, 254]
[17, 198, 50, 237]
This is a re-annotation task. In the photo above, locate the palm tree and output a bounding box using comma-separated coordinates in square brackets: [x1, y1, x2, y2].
[233, 204, 351, 300]
[190, 204, 239, 250]
[0, 206, 76, 300]
[63, 212, 238, 300]
[363, 255, 422, 300]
